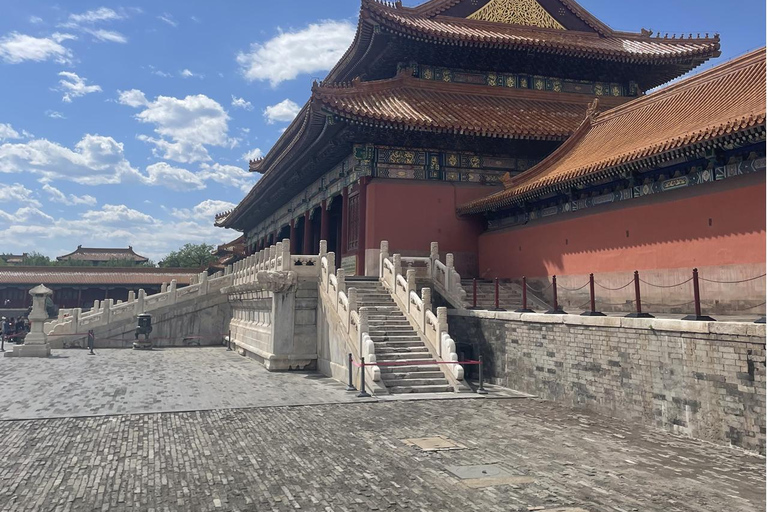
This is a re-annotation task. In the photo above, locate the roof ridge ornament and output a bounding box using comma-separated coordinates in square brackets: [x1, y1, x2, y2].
[586, 98, 600, 124]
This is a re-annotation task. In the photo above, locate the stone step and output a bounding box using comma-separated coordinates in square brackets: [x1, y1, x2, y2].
[375, 353, 432, 361]
[380, 371, 446, 380]
[367, 325, 416, 332]
[369, 336, 422, 342]
[375, 346, 429, 354]
[381, 377, 450, 387]
[379, 364, 443, 373]
[373, 341, 426, 348]
[388, 384, 455, 394]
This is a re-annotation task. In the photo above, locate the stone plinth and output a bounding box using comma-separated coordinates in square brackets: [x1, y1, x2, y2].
[6, 284, 52, 358]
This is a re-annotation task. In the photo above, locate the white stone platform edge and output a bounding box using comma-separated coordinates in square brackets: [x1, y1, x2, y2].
[449, 309, 766, 339]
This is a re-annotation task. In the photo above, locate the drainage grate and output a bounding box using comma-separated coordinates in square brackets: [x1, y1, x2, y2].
[401, 435, 466, 452]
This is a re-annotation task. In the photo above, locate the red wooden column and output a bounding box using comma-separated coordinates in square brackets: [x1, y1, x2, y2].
[320, 199, 329, 246]
[340, 187, 349, 257]
[356, 177, 369, 275]
[289, 219, 298, 254]
[302, 210, 312, 255]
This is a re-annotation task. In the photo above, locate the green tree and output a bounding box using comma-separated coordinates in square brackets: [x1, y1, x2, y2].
[101, 258, 156, 268]
[159, 243, 216, 268]
[22, 252, 53, 266]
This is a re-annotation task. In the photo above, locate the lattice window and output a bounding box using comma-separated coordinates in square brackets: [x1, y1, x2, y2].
[347, 194, 360, 252]
[468, 0, 565, 30]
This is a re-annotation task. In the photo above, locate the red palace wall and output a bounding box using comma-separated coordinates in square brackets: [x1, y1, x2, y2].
[478, 177, 765, 278]
[364, 179, 493, 275]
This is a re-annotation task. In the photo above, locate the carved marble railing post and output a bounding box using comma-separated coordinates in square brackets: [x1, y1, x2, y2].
[326, 252, 336, 291]
[406, 269, 417, 294]
[379, 240, 389, 278]
[359, 306, 369, 354]
[280, 239, 291, 271]
[429, 242, 439, 279]
[337, 268, 346, 295]
[169, 280, 177, 304]
[422, 287, 432, 316]
[436, 307, 448, 357]
[199, 272, 209, 296]
[445, 253, 455, 293]
[136, 289, 146, 315]
[127, 291, 135, 303]
[393, 254, 402, 279]
[103, 299, 113, 325]
[161, 282, 168, 294]
[348, 287, 358, 313]
[319, 240, 327, 258]
[93, 299, 100, 312]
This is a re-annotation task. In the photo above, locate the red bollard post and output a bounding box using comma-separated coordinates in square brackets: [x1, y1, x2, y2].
[516, 276, 534, 313]
[626, 270, 653, 318]
[581, 273, 605, 316]
[357, 357, 371, 398]
[547, 275, 564, 314]
[491, 277, 505, 311]
[683, 268, 715, 321]
[471, 278, 478, 309]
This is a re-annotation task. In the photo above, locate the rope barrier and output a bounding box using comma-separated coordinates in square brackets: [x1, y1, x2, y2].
[643, 300, 696, 308]
[639, 277, 693, 288]
[594, 279, 635, 291]
[558, 281, 590, 292]
[730, 301, 767, 312]
[595, 298, 636, 307]
[699, 274, 766, 284]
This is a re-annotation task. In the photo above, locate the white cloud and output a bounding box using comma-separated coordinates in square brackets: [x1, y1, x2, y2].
[0, 183, 41, 208]
[121, 90, 232, 164]
[158, 14, 178, 27]
[67, 7, 124, 25]
[83, 28, 127, 43]
[0, 134, 142, 185]
[80, 204, 154, 225]
[0, 32, 73, 64]
[117, 88, 149, 107]
[144, 162, 205, 192]
[172, 199, 237, 220]
[242, 148, 263, 162]
[42, 183, 97, 206]
[45, 110, 66, 119]
[51, 32, 77, 43]
[137, 135, 210, 164]
[0, 123, 21, 141]
[264, 99, 301, 124]
[236, 20, 356, 87]
[57, 71, 102, 102]
[198, 162, 255, 193]
[148, 65, 172, 78]
[29, 16, 44, 24]
[231, 95, 253, 111]
[180, 68, 203, 79]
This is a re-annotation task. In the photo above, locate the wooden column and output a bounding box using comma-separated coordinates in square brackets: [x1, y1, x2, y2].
[320, 199, 329, 246]
[289, 219, 298, 254]
[356, 177, 369, 275]
[340, 187, 349, 257]
[303, 210, 312, 255]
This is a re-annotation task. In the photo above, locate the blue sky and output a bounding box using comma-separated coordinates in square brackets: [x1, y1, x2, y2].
[0, 0, 764, 261]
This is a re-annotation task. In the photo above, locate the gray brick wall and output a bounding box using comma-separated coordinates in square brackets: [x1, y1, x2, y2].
[449, 311, 766, 454]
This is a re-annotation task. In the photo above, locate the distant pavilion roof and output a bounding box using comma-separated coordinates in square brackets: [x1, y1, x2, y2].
[458, 47, 767, 215]
[56, 246, 149, 263]
[0, 267, 198, 286]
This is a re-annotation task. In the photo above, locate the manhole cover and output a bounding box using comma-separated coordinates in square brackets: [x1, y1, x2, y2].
[401, 435, 466, 451]
[445, 464, 535, 488]
[446, 464, 511, 479]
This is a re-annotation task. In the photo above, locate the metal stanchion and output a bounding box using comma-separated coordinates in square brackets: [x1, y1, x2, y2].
[581, 273, 605, 316]
[546, 275, 565, 314]
[516, 276, 534, 313]
[491, 277, 505, 311]
[357, 357, 371, 398]
[226, 329, 232, 351]
[346, 353, 356, 391]
[87, 329, 95, 355]
[477, 355, 488, 395]
[626, 270, 653, 318]
[0, 334, 4, 353]
[683, 268, 715, 321]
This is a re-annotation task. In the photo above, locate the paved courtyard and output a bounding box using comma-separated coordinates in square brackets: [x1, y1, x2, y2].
[0, 348, 764, 512]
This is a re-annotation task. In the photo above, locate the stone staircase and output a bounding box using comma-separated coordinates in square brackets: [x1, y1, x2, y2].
[349, 279, 453, 394]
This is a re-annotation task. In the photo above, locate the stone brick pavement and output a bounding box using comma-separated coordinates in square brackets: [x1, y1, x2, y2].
[0, 348, 365, 420]
[0, 348, 764, 511]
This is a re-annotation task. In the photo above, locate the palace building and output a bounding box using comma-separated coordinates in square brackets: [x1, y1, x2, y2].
[217, 0, 764, 312]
